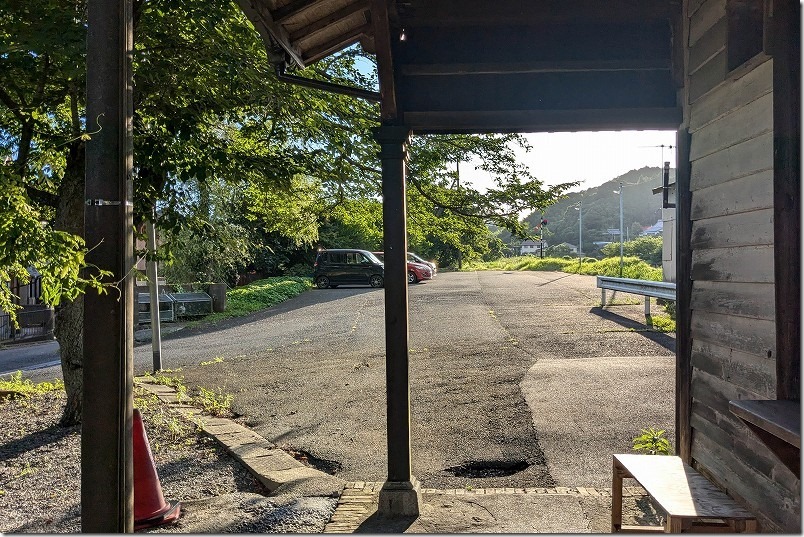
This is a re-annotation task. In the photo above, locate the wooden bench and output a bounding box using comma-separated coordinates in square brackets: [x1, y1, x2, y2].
[612, 454, 757, 533]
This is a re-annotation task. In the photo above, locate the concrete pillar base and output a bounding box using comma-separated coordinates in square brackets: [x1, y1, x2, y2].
[378, 476, 422, 517]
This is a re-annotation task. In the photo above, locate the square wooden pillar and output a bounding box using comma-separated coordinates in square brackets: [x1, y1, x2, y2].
[373, 125, 421, 517]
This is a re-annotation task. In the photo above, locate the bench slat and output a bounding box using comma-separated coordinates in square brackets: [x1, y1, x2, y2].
[614, 454, 755, 520]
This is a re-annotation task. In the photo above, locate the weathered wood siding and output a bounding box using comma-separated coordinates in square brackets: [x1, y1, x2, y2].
[684, 0, 800, 531]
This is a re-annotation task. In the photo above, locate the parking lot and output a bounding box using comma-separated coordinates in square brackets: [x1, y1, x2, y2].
[157, 270, 676, 490]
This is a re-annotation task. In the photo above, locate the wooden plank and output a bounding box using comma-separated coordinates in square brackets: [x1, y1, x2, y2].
[691, 310, 776, 358]
[688, 48, 727, 102]
[688, 17, 726, 75]
[676, 128, 693, 463]
[690, 91, 772, 160]
[691, 208, 773, 248]
[691, 339, 776, 398]
[689, 56, 772, 131]
[691, 407, 800, 495]
[288, 1, 369, 41]
[771, 0, 801, 401]
[690, 410, 780, 480]
[692, 433, 800, 532]
[691, 170, 773, 219]
[399, 59, 671, 76]
[691, 132, 772, 191]
[729, 400, 801, 448]
[689, 0, 726, 46]
[691, 367, 770, 416]
[273, 0, 319, 24]
[691, 245, 774, 283]
[690, 280, 775, 320]
[613, 454, 755, 519]
[300, 22, 369, 64]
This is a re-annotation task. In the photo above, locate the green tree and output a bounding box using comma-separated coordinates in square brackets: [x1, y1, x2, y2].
[601, 235, 663, 266]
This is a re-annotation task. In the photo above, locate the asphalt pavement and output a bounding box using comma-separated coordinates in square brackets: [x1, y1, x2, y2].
[7, 270, 675, 531]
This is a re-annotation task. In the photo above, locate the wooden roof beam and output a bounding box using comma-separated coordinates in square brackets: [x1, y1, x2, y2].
[274, 0, 319, 24]
[398, 0, 679, 25]
[290, 1, 370, 41]
[400, 59, 672, 76]
[402, 107, 682, 133]
[235, 0, 306, 67]
[302, 23, 371, 64]
[371, 0, 398, 121]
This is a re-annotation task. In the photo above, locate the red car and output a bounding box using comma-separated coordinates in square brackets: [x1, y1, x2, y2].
[372, 252, 434, 284]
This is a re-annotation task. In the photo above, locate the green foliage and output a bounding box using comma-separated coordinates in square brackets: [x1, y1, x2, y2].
[565, 256, 663, 280]
[632, 427, 672, 455]
[0, 371, 64, 397]
[192, 386, 233, 417]
[197, 277, 312, 324]
[601, 236, 663, 266]
[465, 255, 663, 281]
[649, 314, 676, 332]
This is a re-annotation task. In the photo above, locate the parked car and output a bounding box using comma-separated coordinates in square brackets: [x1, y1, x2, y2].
[406, 251, 437, 275]
[372, 252, 434, 284]
[313, 248, 384, 289]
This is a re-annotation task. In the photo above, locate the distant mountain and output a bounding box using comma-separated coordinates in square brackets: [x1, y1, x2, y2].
[504, 166, 675, 254]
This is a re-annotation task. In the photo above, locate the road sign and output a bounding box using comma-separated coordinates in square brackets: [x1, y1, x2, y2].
[607, 228, 620, 234]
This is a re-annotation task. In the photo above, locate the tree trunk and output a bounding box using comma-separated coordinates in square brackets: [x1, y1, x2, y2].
[54, 140, 86, 426]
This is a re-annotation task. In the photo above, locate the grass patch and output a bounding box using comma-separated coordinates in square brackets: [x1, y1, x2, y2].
[138, 372, 234, 418]
[464, 256, 663, 281]
[185, 277, 313, 327]
[0, 371, 64, 397]
[650, 314, 676, 332]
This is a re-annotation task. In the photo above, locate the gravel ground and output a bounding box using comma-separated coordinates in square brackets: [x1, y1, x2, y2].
[0, 387, 337, 533]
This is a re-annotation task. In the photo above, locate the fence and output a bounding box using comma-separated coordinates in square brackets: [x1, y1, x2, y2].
[0, 308, 55, 343]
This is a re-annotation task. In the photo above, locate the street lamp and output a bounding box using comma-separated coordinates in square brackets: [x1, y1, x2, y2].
[613, 182, 624, 277]
[574, 201, 583, 262]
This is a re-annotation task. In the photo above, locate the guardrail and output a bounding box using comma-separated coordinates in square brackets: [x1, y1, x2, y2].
[597, 276, 676, 318]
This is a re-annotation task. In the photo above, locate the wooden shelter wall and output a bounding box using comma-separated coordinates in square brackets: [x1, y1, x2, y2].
[684, 0, 800, 531]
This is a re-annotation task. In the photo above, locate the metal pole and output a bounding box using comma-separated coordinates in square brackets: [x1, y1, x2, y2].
[146, 216, 162, 372]
[579, 201, 583, 259]
[619, 182, 624, 277]
[83, 0, 134, 531]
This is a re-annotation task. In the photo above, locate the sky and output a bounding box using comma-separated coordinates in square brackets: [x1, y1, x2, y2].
[462, 130, 677, 193]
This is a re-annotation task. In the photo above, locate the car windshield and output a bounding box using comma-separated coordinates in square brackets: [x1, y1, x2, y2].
[407, 252, 426, 263]
[365, 251, 383, 264]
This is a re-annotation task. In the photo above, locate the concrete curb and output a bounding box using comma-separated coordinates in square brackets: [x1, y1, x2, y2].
[136, 378, 344, 496]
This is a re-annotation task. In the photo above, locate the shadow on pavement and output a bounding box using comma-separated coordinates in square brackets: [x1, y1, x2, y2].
[589, 307, 676, 353]
[136, 287, 380, 346]
[355, 513, 417, 533]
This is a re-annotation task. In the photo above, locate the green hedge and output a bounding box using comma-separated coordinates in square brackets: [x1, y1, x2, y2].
[464, 256, 662, 281]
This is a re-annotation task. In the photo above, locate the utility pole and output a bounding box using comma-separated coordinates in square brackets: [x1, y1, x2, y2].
[617, 182, 624, 277]
[574, 201, 583, 262]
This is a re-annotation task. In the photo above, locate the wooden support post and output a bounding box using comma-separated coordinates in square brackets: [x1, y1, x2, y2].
[611, 458, 624, 532]
[601, 289, 606, 307]
[373, 125, 421, 517]
[83, 0, 134, 531]
[675, 128, 693, 463]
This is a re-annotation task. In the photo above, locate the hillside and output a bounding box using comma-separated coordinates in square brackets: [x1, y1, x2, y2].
[506, 166, 676, 253]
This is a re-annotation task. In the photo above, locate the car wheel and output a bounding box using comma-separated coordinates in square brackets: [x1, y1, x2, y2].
[315, 276, 330, 289]
[369, 275, 384, 288]
[407, 271, 418, 284]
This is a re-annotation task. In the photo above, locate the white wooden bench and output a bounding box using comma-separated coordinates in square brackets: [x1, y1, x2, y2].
[612, 454, 757, 533]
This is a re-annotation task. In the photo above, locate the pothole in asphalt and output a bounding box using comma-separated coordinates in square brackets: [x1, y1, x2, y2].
[282, 446, 343, 475]
[443, 459, 530, 478]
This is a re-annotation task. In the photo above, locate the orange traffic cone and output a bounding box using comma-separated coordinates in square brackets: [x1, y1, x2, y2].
[133, 408, 181, 530]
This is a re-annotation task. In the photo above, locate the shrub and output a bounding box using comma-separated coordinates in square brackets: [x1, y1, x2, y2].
[632, 427, 672, 455]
